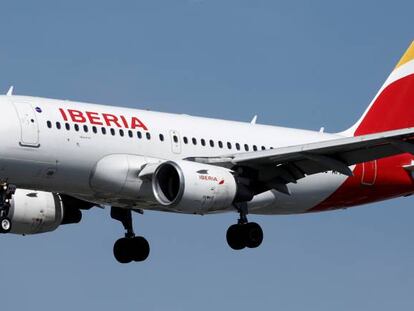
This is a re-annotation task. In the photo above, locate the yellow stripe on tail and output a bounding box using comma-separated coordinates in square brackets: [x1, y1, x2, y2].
[395, 41, 414, 69]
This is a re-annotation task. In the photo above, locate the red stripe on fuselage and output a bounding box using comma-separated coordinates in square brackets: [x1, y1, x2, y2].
[309, 154, 414, 212]
[309, 74, 414, 212]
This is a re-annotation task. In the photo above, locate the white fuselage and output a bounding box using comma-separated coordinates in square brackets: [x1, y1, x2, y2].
[0, 95, 348, 215]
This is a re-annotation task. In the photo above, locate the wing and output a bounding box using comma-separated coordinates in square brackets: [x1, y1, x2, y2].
[185, 128, 414, 195]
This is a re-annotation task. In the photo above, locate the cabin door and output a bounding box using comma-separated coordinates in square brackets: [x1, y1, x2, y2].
[13, 102, 40, 147]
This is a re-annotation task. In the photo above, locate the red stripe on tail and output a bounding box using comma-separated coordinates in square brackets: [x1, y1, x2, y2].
[355, 74, 414, 136]
[310, 67, 414, 212]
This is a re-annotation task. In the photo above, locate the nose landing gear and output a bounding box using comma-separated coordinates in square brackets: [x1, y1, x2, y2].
[110, 207, 150, 264]
[0, 183, 15, 234]
[226, 203, 263, 250]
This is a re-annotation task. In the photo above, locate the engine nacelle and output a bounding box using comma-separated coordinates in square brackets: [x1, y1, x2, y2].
[90, 154, 160, 200]
[152, 161, 245, 214]
[8, 189, 81, 235]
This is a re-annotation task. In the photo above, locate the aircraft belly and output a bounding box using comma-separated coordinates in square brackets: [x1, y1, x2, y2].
[249, 171, 348, 215]
[81, 171, 348, 215]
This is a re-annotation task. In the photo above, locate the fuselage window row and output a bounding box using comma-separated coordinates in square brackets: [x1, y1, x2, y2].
[47, 120, 153, 143]
[46, 121, 272, 151]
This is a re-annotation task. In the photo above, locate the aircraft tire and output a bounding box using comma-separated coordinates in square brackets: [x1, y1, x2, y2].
[113, 237, 133, 264]
[0, 217, 11, 234]
[244, 222, 263, 248]
[226, 224, 246, 250]
[131, 236, 150, 262]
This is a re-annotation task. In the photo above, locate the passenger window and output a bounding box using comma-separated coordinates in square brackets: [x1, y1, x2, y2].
[253, 145, 257, 151]
[83, 125, 88, 133]
[261, 146, 266, 150]
[236, 143, 240, 150]
[227, 142, 232, 149]
[74, 124, 79, 132]
[92, 126, 97, 134]
[65, 123, 70, 130]
[244, 144, 249, 151]
[201, 139, 206, 146]
[56, 122, 61, 130]
[47, 121, 52, 128]
[209, 140, 214, 147]
[146, 132, 151, 140]
[218, 141, 223, 148]
[128, 130, 133, 138]
[137, 131, 142, 139]
[183, 137, 188, 144]
[192, 137, 197, 145]
[101, 127, 107, 135]
[119, 129, 124, 137]
[159, 134, 164, 141]
[173, 135, 178, 143]
[110, 128, 115, 136]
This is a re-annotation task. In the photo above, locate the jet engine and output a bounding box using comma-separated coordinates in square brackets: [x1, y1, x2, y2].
[152, 161, 253, 214]
[8, 189, 82, 235]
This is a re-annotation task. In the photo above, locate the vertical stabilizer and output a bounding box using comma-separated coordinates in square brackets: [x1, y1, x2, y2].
[344, 41, 414, 136]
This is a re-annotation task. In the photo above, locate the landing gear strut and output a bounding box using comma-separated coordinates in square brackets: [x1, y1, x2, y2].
[0, 183, 15, 234]
[226, 203, 263, 250]
[111, 207, 150, 264]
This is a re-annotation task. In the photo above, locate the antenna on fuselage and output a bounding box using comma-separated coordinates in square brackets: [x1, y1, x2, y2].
[6, 86, 13, 96]
[250, 115, 258, 124]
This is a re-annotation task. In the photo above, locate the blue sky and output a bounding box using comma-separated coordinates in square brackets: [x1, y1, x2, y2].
[1, 1, 414, 310]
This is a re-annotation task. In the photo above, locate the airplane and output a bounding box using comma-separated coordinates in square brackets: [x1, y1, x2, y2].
[1, 42, 414, 264]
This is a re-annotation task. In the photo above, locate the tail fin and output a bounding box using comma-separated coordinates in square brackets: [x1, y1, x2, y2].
[344, 41, 414, 136]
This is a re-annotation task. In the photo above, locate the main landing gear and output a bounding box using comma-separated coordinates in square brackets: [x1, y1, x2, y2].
[111, 207, 150, 264]
[0, 183, 15, 234]
[226, 203, 263, 250]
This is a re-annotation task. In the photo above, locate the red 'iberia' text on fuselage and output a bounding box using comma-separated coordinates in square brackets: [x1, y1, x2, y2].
[59, 108, 148, 131]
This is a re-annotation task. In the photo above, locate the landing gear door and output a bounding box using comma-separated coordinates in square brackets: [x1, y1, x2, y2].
[170, 130, 181, 154]
[13, 102, 40, 147]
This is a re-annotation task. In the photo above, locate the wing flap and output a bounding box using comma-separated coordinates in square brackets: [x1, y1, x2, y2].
[186, 127, 414, 190]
